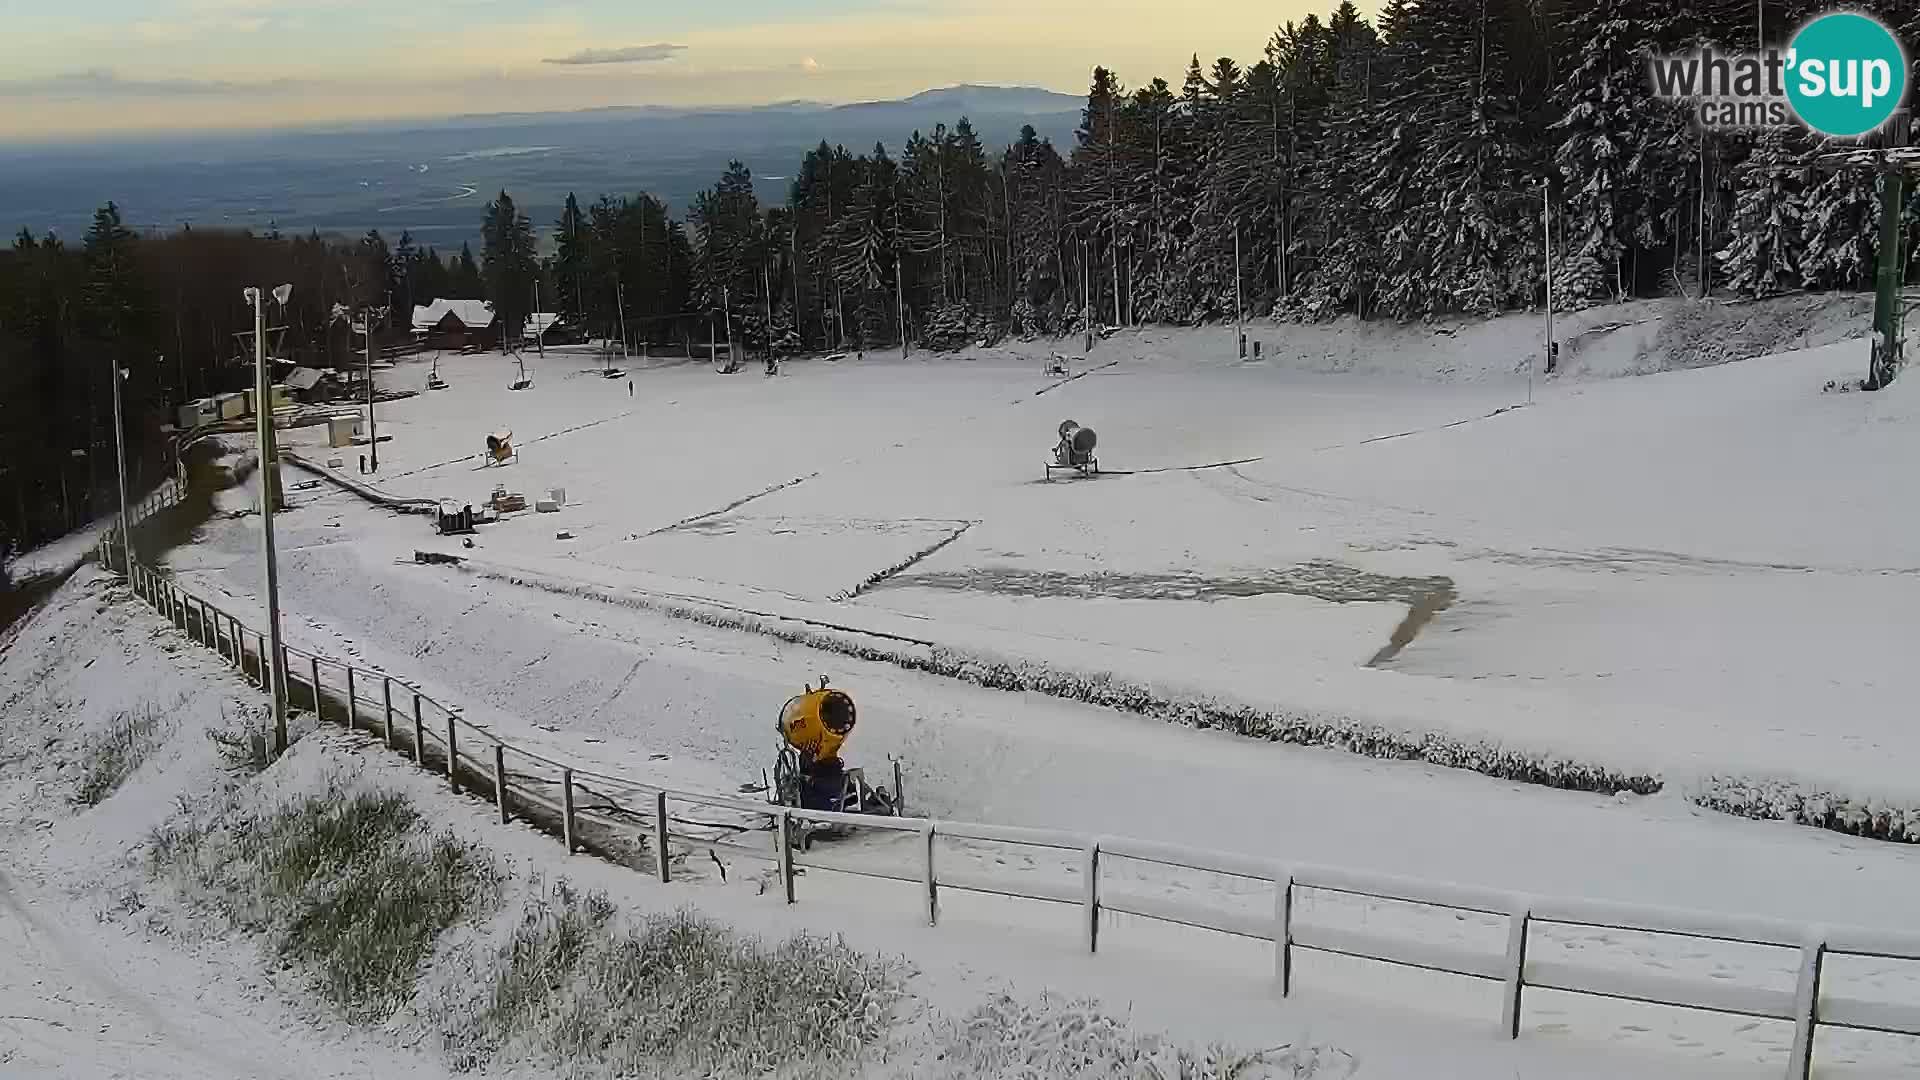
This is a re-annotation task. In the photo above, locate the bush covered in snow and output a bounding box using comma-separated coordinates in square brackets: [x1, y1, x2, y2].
[914, 993, 1356, 1080]
[150, 779, 500, 1020]
[1691, 776, 1920, 845]
[74, 703, 168, 805]
[434, 879, 903, 1078]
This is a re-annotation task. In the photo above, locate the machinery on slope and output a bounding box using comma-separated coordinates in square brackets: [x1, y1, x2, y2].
[771, 678, 899, 829]
[1045, 419, 1099, 480]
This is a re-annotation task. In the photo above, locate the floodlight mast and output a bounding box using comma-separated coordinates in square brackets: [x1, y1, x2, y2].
[245, 284, 293, 754]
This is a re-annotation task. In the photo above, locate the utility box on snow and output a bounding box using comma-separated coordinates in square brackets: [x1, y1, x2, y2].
[327, 416, 362, 448]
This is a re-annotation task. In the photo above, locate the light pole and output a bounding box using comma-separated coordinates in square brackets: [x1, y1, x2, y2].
[1233, 221, 1245, 359]
[1540, 182, 1553, 400]
[109, 357, 131, 578]
[246, 283, 293, 755]
[363, 305, 383, 472]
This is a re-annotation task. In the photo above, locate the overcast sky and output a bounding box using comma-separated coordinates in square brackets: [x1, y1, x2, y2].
[0, 0, 1343, 141]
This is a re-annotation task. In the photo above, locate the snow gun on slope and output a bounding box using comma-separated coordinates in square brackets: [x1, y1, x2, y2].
[1045, 419, 1099, 480]
[771, 678, 898, 825]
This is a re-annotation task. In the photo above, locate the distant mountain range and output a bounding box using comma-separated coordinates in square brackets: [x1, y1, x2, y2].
[0, 85, 1086, 250]
[442, 85, 1084, 126]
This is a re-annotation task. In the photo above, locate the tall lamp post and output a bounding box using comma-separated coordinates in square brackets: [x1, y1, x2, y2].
[109, 359, 132, 577]
[245, 283, 293, 754]
[363, 305, 385, 472]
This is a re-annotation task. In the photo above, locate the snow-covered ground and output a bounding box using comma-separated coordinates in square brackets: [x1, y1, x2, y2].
[59, 297, 1920, 1076]
[1, 568, 1806, 1080]
[247, 306, 1920, 799]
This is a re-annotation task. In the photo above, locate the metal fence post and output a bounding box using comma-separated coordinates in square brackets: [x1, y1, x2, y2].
[412, 692, 424, 765]
[446, 715, 459, 793]
[382, 678, 394, 749]
[1787, 937, 1827, 1080]
[922, 822, 939, 927]
[1277, 874, 1295, 996]
[493, 744, 509, 824]
[1083, 840, 1101, 953]
[777, 809, 795, 903]
[1502, 905, 1532, 1040]
[345, 667, 357, 731]
[561, 769, 577, 855]
[309, 657, 322, 720]
[654, 791, 670, 882]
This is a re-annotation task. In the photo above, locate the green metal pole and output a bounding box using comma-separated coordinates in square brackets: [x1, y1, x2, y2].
[1871, 166, 1904, 390]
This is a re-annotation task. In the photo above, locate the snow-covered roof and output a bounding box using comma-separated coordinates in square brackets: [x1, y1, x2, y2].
[412, 299, 495, 332]
[284, 367, 325, 391]
[528, 312, 561, 335]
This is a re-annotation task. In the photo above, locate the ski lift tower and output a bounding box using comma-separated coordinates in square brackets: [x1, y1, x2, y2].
[1807, 112, 1914, 390]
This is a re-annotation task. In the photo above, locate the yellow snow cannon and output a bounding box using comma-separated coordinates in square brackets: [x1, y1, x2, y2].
[772, 677, 898, 819]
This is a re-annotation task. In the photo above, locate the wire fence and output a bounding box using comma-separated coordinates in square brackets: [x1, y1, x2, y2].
[96, 482, 1920, 1080]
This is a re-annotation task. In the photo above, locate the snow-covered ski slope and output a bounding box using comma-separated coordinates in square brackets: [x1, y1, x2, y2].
[128, 301, 1920, 1075]
[11, 569, 1833, 1080]
[251, 303, 1919, 802]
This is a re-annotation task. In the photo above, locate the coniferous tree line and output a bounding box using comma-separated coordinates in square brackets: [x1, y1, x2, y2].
[572, 0, 1919, 357]
[9, 0, 1920, 554]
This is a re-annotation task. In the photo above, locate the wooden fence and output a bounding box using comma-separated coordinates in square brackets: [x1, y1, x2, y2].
[97, 489, 1920, 1079]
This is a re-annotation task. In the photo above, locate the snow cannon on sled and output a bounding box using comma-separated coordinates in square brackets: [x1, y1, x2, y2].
[1045, 419, 1099, 480]
[771, 678, 899, 830]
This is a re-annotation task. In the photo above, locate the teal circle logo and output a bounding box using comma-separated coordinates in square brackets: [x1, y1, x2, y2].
[1785, 13, 1908, 137]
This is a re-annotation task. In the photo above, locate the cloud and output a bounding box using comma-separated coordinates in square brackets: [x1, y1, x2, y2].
[541, 43, 686, 66]
[0, 69, 299, 100]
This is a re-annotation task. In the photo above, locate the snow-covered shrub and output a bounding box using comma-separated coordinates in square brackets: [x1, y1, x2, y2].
[205, 702, 273, 776]
[921, 301, 977, 352]
[1690, 776, 1920, 844]
[918, 992, 1356, 1080]
[149, 779, 500, 1020]
[436, 881, 903, 1078]
[74, 702, 167, 805]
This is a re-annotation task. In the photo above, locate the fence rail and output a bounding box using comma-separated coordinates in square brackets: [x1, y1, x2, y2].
[97, 486, 1920, 1079]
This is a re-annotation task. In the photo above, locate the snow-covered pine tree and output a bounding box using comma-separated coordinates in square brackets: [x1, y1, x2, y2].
[1716, 127, 1808, 298]
[1550, 0, 1661, 309]
[1126, 78, 1185, 323]
[1068, 67, 1131, 328]
[1407, 0, 1538, 316]
[1798, 146, 1880, 291]
[1291, 1, 1380, 320]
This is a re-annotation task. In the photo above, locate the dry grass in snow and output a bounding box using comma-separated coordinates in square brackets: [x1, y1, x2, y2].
[431, 878, 904, 1078]
[149, 778, 500, 1022]
[74, 703, 169, 806]
[914, 992, 1358, 1080]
